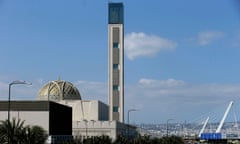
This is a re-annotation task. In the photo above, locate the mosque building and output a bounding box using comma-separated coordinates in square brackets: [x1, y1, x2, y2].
[0, 79, 132, 142]
[35, 79, 130, 141]
[0, 2, 138, 143]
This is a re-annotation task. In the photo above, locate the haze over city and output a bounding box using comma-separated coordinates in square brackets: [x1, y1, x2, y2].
[1, 0, 240, 124]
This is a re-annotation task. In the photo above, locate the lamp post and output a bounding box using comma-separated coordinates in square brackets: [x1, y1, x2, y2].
[167, 119, 174, 137]
[8, 80, 32, 143]
[90, 120, 95, 136]
[127, 109, 137, 137]
[127, 109, 137, 125]
[83, 119, 88, 138]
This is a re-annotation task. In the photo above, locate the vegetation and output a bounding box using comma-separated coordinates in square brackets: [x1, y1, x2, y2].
[24, 125, 48, 144]
[0, 118, 48, 144]
[0, 118, 184, 144]
[71, 135, 184, 144]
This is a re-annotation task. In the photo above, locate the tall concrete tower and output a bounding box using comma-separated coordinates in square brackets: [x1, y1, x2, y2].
[108, 2, 124, 122]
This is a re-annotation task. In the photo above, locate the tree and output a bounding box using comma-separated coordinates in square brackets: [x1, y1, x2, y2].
[0, 118, 47, 144]
[160, 135, 184, 144]
[24, 125, 48, 144]
[113, 135, 128, 144]
[70, 135, 185, 144]
[0, 118, 25, 144]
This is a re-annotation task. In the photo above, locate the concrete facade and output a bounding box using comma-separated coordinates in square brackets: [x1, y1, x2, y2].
[72, 120, 131, 141]
[58, 100, 109, 121]
[0, 101, 72, 136]
[0, 100, 137, 142]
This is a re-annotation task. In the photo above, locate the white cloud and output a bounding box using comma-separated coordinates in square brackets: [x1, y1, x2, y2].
[0, 78, 108, 102]
[231, 31, 240, 48]
[136, 78, 240, 101]
[139, 78, 185, 88]
[197, 31, 224, 46]
[0, 80, 38, 100]
[36, 78, 44, 85]
[124, 32, 177, 60]
[74, 80, 108, 103]
[124, 78, 240, 123]
[0, 82, 8, 99]
[1, 78, 240, 123]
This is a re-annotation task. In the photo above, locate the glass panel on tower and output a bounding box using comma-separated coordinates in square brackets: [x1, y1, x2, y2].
[108, 3, 124, 24]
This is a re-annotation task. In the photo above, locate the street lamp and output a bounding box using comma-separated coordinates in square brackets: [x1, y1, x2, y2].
[127, 109, 137, 138]
[8, 80, 32, 144]
[127, 109, 137, 125]
[167, 119, 174, 137]
[83, 119, 88, 138]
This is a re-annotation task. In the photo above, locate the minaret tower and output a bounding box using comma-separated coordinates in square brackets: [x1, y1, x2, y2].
[108, 2, 124, 122]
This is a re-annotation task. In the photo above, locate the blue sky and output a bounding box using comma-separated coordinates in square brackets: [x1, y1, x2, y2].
[1, 0, 240, 125]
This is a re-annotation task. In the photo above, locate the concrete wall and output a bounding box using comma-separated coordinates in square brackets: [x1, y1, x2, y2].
[59, 100, 109, 121]
[0, 111, 49, 131]
[72, 121, 129, 141]
[0, 101, 72, 136]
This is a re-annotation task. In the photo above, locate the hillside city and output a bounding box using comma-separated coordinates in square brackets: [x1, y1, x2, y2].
[136, 122, 240, 139]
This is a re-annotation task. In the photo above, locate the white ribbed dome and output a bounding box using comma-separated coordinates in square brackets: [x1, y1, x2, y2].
[37, 80, 81, 101]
